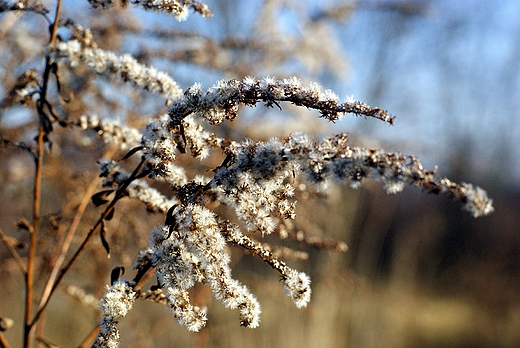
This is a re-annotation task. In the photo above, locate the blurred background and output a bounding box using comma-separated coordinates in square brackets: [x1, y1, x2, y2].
[1, 0, 519, 347]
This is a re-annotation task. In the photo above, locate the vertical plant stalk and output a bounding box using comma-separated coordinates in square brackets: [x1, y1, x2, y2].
[24, 1, 62, 346]
[24, 123, 44, 348]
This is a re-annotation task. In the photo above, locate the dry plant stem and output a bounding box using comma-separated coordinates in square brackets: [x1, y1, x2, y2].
[0, 228, 27, 274]
[78, 325, 100, 348]
[24, 2, 62, 346]
[0, 332, 11, 348]
[133, 266, 155, 291]
[24, 124, 44, 348]
[35, 314, 45, 348]
[30, 157, 147, 328]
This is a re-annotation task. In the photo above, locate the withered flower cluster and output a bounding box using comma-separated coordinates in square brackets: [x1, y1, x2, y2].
[81, 66, 493, 346]
[0, 1, 493, 347]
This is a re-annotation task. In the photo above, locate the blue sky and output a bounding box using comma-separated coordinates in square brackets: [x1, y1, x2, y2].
[331, 0, 520, 184]
[3, 0, 519, 184]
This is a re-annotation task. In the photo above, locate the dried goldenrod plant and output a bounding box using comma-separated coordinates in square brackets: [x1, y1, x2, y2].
[0, 1, 493, 347]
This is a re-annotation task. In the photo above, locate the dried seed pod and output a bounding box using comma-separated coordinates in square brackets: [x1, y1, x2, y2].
[0, 317, 13, 332]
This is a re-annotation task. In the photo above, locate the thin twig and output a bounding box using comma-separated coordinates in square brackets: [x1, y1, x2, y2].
[30, 157, 147, 328]
[24, 1, 62, 346]
[35, 313, 45, 348]
[77, 325, 100, 348]
[0, 228, 26, 274]
[0, 136, 37, 160]
[134, 266, 155, 290]
[0, 331, 11, 348]
[24, 122, 44, 348]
